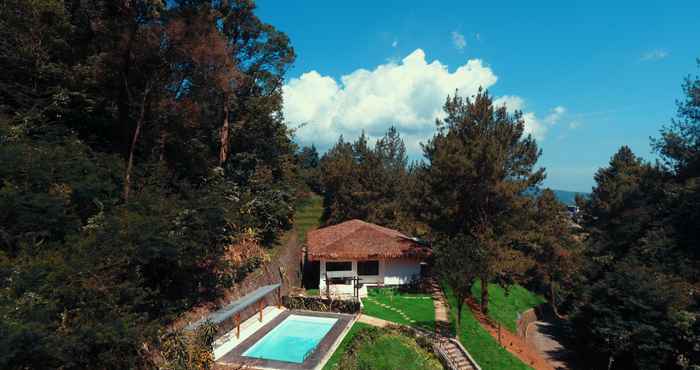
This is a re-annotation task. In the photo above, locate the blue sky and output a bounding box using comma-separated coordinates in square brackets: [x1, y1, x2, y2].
[257, 0, 699, 192]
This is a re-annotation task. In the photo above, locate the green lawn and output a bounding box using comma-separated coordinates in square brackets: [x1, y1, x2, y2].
[471, 282, 545, 332]
[305, 288, 319, 296]
[294, 194, 323, 244]
[354, 332, 442, 370]
[323, 322, 373, 370]
[327, 325, 442, 370]
[444, 285, 533, 370]
[361, 288, 435, 331]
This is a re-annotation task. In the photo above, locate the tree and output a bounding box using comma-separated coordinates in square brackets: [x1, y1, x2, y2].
[434, 234, 486, 331]
[0, 0, 298, 367]
[525, 189, 580, 315]
[319, 127, 413, 230]
[654, 60, 700, 179]
[419, 89, 544, 313]
[297, 144, 322, 193]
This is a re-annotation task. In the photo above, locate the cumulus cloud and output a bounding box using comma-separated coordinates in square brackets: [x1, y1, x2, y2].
[641, 49, 669, 61]
[544, 106, 566, 124]
[451, 31, 466, 50]
[283, 49, 559, 155]
[492, 98, 565, 140]
[494, 95, 525, 112]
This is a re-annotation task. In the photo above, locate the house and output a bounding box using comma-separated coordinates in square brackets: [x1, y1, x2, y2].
[307, 219, 431, 297]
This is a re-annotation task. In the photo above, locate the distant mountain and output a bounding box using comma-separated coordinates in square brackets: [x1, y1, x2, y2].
[551, 189, 590, 206]
[526, 188, 590, 206]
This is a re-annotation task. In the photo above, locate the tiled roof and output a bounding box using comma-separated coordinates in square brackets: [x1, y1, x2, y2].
[307, 219, 431, 260]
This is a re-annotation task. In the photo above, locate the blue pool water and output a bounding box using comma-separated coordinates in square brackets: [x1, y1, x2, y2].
[242, 314, 338, 363]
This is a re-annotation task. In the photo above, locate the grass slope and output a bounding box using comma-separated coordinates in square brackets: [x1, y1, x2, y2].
[329, 325, 441, 370]
[444, 285, 533, 370]
[354, 332, 442, 370]
[323, 322, 373, 370]
[471, 283, 545, 332]
[294, 194, 323, 244]
[361, 288, 435, 331]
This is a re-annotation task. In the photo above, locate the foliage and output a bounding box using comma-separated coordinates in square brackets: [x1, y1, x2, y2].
[361, 288, 436, 331]
[470, 283, 545, 333]
[319, 127, 413, 231]
[335, 326, 442, 370]
[443, 285, 533, 370]
[0, 0, 298, 368]
[296, 145, 322, 194]
[521, 188, 581, 315]
[434, 234, 485, 330]
[568, 66, 700, 370]
[282, 296, 361, 314]
[419, 89, 544, 313]
[159, 321, 218, 370]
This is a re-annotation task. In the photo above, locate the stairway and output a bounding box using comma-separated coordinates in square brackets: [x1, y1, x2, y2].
[427, 278, 481, 370]
[437, 338, 478, 370]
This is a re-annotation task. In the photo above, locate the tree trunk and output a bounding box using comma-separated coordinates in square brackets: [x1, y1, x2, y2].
[549, 278, 559, 317]
[456, 294, 463, 332]
[118, 25, 137, 158]
[480, 277, 489, 314]
[123, 87, 150, 201]
[219, 96, 230, 166]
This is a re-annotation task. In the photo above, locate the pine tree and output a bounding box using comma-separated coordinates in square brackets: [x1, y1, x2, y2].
[419, 89, 544, 313]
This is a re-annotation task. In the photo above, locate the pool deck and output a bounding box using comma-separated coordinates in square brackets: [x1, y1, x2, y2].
[216, 309, 356, 370]
[213, 306, 285, 361]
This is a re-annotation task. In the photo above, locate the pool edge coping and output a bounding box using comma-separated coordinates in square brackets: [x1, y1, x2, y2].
[217, 310, 356, 370]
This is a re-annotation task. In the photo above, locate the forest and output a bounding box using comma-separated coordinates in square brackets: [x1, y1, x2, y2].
[1, 1, 698, 369]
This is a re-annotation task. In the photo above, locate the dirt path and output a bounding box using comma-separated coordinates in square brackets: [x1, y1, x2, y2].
[526, 320, 578, 370]
[466, 299, 555, 370]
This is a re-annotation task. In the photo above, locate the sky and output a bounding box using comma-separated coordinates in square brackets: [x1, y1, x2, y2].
[256, 0, 699, 192]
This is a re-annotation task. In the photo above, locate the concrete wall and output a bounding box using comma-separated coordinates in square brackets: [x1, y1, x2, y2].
[383, 258, 421, 285]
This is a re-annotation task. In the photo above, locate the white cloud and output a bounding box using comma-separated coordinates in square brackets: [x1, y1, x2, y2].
[641, 49, 669, 61]
[493, 98, 566, 140]
[494, 95, 525, 112]
[544, 106, 566, 125]
[283, 49, 558, 155]
[569, 121, 581, 129]
[475, 32, 481, 42]
[451, 31, 466, 50]
[392, 40, 398, 48]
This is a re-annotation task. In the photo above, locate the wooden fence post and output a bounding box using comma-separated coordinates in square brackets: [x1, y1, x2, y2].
[258, 299, 263, 322]
[498, 323, 502, 346]
[235, 313, 241, 339]
[277, 286, 282, 309]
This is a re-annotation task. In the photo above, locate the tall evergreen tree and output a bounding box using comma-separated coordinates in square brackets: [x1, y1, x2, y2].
[319, 127, 413, 230]
[418, 89, 544, 313]
[525, 189, 580, 315]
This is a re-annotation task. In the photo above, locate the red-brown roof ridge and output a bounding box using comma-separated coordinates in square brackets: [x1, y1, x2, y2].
[307, 219, 430, 260]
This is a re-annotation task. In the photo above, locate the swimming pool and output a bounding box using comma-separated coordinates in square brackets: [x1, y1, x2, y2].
[242, 314, 338, 363]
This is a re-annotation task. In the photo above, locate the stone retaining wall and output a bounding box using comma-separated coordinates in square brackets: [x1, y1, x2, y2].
[516, 304, 551, 338]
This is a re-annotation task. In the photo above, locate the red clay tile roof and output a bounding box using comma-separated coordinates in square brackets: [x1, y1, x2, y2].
[307, 219, 431, 261]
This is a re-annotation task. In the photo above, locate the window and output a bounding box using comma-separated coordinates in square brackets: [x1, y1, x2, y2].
[357, 260, 379, 276]
[326, 261, 352, 272]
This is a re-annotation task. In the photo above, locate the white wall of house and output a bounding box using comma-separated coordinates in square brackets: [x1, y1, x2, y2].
[318, 258, 421, 289]
[383, 258, 421, 285]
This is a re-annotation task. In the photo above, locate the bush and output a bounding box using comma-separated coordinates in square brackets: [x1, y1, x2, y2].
[282, 296, 361, 314]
